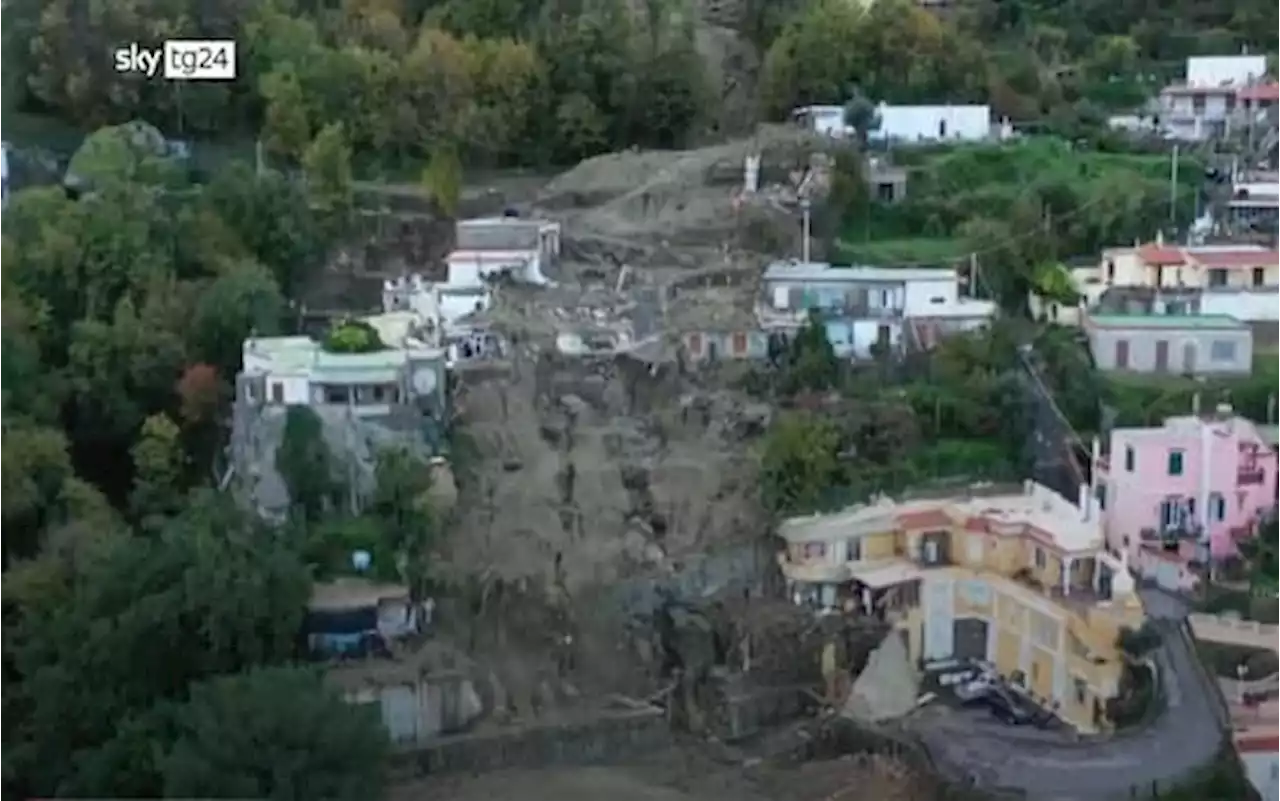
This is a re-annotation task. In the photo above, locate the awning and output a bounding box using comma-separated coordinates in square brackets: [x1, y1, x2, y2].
[848, 559, 924, 589]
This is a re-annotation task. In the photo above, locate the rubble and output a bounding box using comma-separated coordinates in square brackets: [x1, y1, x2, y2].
[841, 632, 921, 724]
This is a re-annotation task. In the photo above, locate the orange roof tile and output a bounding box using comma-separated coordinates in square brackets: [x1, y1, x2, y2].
[897, 508, 952, 530]
[1136, 243, 1186, 266]
[1238, 83, 1280, 103]
[1186, 248, 1280, 269]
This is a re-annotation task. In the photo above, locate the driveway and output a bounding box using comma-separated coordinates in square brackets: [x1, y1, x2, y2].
[907, 589, 1225, 800]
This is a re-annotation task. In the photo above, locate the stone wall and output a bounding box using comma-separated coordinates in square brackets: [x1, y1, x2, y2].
[389, 706, 670, 779]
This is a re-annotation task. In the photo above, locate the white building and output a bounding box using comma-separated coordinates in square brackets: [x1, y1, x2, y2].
[792, 103, 1002, 144]
[871, 104, 995, 144]
[758, 261, 995, 358]
[238, 336, 446, 415]
[449, 216, 560, 287]
[1158, 55, 1273, 142]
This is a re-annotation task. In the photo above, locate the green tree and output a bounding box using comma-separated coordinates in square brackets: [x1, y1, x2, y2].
[129, 413, 186, 524]
[323, 320, 385, 353]
[370, 447, 438, 592]
[1238, 516, 1279, 596]
[781, 310, 841, 394]
[842, 86, 881, 148]
[276, 406, 339, 523]
[421, 147, 464, 217]
[191, 262, 286, 376]
[4, 494, 312, 798]
[261, 68, 313, 161]
[302, 122, 355, 224]
[760, 412, 843, 514]
[157, 667, 388, 801]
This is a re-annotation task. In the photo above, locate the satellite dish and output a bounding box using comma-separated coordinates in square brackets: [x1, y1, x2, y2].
[411, 367, 438, 396]
[351, 550, 372, 572]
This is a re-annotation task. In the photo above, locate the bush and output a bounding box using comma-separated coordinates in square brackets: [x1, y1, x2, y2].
[323, 320, 384, 354]
[1198, 642, 1279, 681]
[1106, 662, 1158, 729]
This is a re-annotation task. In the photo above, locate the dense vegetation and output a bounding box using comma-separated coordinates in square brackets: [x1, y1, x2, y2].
[2, 0, 1277, 798]
[4, 0, 1276, 174]
[0, 121, 437, 800]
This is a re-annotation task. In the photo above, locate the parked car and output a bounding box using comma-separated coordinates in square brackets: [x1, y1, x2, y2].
[963, 686, 1036, 725]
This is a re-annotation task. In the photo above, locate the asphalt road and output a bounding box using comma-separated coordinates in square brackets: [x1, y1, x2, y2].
[909, 589, 1226, 801]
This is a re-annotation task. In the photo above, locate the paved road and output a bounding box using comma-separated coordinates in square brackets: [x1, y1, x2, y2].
[909, 589, 1225, 800]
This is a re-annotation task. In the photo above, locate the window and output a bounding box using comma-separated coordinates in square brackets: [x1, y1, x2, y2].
[966, 536, 984, 563]
[1209, 340, 1236, 363]
[803, 542, 827, 560]
[1238, 490, 1248, 511]
[1106, 260, 1115, 282]
[1124, 446, 1135, 472]
[962, 580, 991, 606]
[1253, 267, 1266, 288]
[845, 538, 862, 562]
[1096, 483, 1107, 510]
[270, 382, 284, 403]
[1114, 339, 1130, 369]
[1034, 547, 1046, 569]
[938, 119, 948, 138]
[1030, 612, 1059, 648]
[1207, 268, 1227, 287]
[1074, 677, 1089, 706]
[1210, 492, 1226, 521]
[1168, 450, 1184, 476]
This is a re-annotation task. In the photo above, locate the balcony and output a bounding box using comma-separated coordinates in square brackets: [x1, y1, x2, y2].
[1140, 524, 1204, 546]
[756, 302, 904, 328]
[1238, 468, 1267, 486]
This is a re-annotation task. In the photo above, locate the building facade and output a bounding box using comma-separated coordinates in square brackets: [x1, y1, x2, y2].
[1158, 55, 1271, 141]
[1098, 410, 1279, 562]
[757, 261, 995, 359]
[1084, 313, 1254, 376]
[791, 103, 1000, 143]
[775, 481, 1143, 733]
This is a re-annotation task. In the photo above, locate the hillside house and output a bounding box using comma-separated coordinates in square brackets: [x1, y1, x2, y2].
[792, 103, 1003, 144]
[776, 481, 1144, 734]
[757, 261, 995, 359]
[1095, 241, 1279, 324]
[1097, 408, 1278, 563]
[1158, 55, 1271, 141]
[1084, 313, 1254, 377]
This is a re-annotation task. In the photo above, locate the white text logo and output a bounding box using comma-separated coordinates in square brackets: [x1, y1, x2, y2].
[113, 40, 237, 81]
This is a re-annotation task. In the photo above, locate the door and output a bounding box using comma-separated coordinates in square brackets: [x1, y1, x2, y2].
[1114, 339, 1130, 369]
[923, 579, 955, 660]
[732, 331, 748, 356]
[1154, 339, 1169, 372]
[1182, 342, 1197, 374]
[952, 618, 989, 661]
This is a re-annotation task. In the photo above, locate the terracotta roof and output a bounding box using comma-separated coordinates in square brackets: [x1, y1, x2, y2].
[1186, 248, 1279, 269]
[1235, 734, 1279, 752]
[1238, 83, 1280, 102]
[1135, 243, 1186, 266]
[897, 508, 952, 529]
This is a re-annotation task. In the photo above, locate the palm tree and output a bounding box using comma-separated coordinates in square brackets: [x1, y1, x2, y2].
[842, 86, 881, 149]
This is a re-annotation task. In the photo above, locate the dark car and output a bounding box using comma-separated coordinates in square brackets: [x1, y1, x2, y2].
[963, 686, 1036, 725]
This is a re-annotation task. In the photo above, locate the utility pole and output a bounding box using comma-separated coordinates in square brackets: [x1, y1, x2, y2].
[1168, 144, 1180, 225]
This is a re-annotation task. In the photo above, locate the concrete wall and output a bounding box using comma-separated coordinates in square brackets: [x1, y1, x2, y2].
[388, 706, 669, 779]
[1088, 325, 1253, 375]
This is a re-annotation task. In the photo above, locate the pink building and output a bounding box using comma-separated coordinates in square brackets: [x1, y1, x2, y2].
[1097, 407, 1278, 563]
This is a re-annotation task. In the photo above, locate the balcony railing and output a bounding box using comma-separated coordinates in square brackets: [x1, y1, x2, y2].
[1238, 469, 1267, 486]
[1140, 525, 1204, 545]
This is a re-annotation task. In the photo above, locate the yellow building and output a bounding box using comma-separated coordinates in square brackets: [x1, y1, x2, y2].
[776, 481, 1146, 733]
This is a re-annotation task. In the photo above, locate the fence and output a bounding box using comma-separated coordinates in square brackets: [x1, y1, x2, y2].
[1188, 613, 1280, 649]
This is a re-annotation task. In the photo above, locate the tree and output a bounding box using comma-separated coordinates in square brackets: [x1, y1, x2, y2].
[4, 493, 312, 799]
[780, 310, 841, 394]
[302, 122, 355, 224]
[176, 364, 224, 428]
[157, 667, 388, 801]
[323, 319, 385, 353]
[192, 263, 286, 376]
[261, 68, 313, 161]
[1117, 621, 1162, 660]
[842, 86, 881, 147]
[276, 406, 339, 523]
[760, 412, 843, 514]
[370, 446, 438, 592]
[420, 147, 464, 217]
[129, 413, 186, 524]
[1238, 516, 1279, 596]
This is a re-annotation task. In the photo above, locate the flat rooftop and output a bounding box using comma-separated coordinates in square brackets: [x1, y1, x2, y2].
[1087, 314, 1247, 331]
[763, 261, 958, 284]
